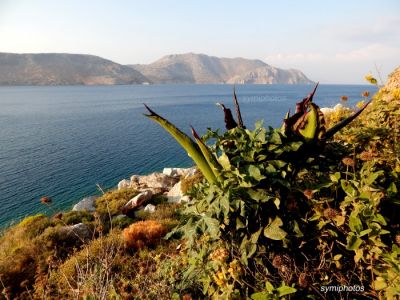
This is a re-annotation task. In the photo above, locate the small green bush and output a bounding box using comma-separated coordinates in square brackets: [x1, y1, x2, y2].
[18, 213, 52, 238]
[95, 187, 138, 217]
[59, 210, 95, 225]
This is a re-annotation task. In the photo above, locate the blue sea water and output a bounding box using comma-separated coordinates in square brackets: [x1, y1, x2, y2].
[0, 84, 377, 228]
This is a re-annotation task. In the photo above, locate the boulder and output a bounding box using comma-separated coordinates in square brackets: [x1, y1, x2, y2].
[122, 190, 153, 214]
[320, 103, 346, 115]
[184, 168, 199, 178]
[130, 175, 140, 184]
[144, 204, 156, 213]
[113, 214, 129, 221]
[138, 172, 178, 190]
[72, 196, 98, 212]
[61, 223, 92, 240]
[118, 179, 131, 190]
[167, 181, 190, 203]
[162, 167, 191, 178]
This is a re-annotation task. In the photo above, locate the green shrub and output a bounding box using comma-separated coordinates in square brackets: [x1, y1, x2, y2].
[155, 83, 400, 298]
[59, 210, 95, 225]
[18, 213, 52, 238]
[95, 187, 138, 217]
[111, 215, 134, 229]
[150, 193, 168, 205]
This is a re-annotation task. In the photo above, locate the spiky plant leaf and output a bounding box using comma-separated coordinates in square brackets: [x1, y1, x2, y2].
[143, 104, 217, 184]
[233, 87, 245, 129]
[216, 103, 238, 130]
[191, 126, 222, 180]
[295, 103, 319, 141]
[324, 100, 372, 139]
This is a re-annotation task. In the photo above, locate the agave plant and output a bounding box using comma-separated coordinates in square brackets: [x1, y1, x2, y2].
[143, 84, 371, 183]
[282, 83, 372, 142]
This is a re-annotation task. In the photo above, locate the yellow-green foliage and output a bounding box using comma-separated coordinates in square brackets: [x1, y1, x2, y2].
[59, 210, 94, 225]
[323, 105, 352, 129]
[335, 82, 400, 166]
[135, 203, 181, 230]
[18, 213, 52, 238]
[113, 242, 190, 300]
[95, 187, 138, 216]
[0, 215, 53, 298]
[18, 213, 46, 227]
[180, 171, 204, 194]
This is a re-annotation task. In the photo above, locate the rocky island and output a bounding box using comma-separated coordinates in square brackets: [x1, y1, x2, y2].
[0, 52, 313, 86]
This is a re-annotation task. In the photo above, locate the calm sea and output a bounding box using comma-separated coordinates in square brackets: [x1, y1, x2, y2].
[0, 84, 377, 228]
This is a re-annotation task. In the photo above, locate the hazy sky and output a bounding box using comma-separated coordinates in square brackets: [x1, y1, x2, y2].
[1, 0, 399, 83]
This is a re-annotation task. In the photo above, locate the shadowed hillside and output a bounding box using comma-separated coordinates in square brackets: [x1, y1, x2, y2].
[0, 53, 149, 86]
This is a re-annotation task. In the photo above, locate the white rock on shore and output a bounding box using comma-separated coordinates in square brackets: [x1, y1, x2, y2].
[72, 196, 98, 212]
[138, 172, 178, 190]
[60, 223, 92, 240]
[118, 179, 131, 190]
[144, 204, 156, 213]
[122, 190, 153, 214]
[163, 167, 194, 178]
[320, 103, 345, 115]
[167, 181, 190, 203]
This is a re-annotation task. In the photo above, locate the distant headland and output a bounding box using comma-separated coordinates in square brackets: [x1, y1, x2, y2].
[0, 52, 313, 86]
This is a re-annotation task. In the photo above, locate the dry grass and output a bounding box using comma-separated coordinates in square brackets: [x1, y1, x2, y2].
[180, 172, 204, 194]
[122, 220, 168, 250]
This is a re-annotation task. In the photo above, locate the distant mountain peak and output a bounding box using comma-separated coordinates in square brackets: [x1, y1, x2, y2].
[131, 53, 312, 84]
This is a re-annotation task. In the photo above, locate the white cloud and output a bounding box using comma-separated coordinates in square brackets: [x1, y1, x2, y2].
[325, 15, 400, 46]
[264, 44, 400, 84]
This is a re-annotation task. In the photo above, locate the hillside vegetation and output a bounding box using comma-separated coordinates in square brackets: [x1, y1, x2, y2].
[0, 68, 399, 300]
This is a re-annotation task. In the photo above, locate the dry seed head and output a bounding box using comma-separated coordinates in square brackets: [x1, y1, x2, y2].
[303, 189, 314, 200]
[298, 273, 309, 288]
[342, 157, 355, 167]
[359, 151, 375, 161]
[340, 95, 348, 102]
[362, 91, 370, 98]
[272, 254, 291, 271]
[395, 234, 400, 245]
[323, 208, 339, 219]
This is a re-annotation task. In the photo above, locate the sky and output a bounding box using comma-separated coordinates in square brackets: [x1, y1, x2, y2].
[0, 0, 399, 84]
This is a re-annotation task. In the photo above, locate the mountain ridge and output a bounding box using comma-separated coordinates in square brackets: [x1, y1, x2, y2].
[0, 52, 313, 86]
[131, 52, 313, 84]
[0, 53, 148, 86]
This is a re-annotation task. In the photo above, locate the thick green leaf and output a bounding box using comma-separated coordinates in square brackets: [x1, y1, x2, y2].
[349, 213, 363, 233]
[346, 234, 363, 250]
[191, 126, 222, 180]
[144, 105, 217, 184]
[218, 152, 231, 170]
[264, 217, 287, 240]
[250, 292, 270, 300]
[248, 165, 266, 181]
[297, 103, 319, 141]
[277, 285, 297, 297]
